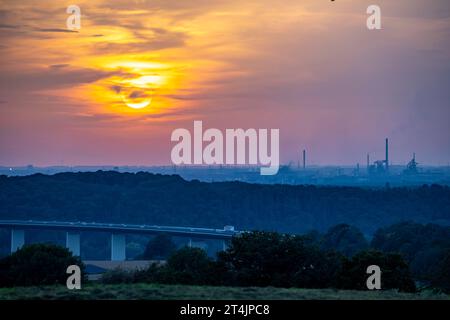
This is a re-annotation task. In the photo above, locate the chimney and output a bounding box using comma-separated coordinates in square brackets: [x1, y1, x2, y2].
[385, 138, 389, 172]
[303, 149, 306, 169]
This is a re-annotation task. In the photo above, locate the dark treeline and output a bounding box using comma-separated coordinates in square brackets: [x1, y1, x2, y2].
[0, 233, 418, 293]
[103, 224, 450, 293]
[1, 224, 449, 293]
[140, 222, 450, 285]
[126, 232, 419, 292]
[308, 222, 450, 283]
[1, 171, 450, 235]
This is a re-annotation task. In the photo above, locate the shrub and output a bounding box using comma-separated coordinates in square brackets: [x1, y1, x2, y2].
[160, 247, 217, 285]
[321, 224, 369, 257]
[140, 234, 176, 260]
[336, 250, 416, 292]
[431, 249, 450, 293]
[100, 268, 135, 284]
[217, 231, 342, 288]
[0, 243, 84, 287]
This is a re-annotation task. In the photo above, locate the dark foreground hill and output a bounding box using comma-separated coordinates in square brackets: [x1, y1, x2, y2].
[0, 171, 449, 234]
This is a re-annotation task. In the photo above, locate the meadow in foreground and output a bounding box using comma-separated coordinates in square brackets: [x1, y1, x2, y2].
[0, 283, 448, 300]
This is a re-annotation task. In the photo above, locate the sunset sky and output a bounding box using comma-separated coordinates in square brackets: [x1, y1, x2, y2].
[0, 0, 449, 166]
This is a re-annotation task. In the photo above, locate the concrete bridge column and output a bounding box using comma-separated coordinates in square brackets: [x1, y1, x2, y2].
[66, 232, 80, 256]
[221, 240, 229, 252]
[11, 229, 25, 253]
[111, 233, 126, 261]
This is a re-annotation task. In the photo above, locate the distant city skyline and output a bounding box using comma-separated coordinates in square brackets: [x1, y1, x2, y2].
[0, 0, 449, 167]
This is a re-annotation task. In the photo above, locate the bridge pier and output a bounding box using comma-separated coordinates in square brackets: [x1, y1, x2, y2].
[11, 229, 25, 253]
[0, 221, 238, 259]
[111, 233, 126, 261]
[221, 240, 229, 252]
[66, 232, 80, 256]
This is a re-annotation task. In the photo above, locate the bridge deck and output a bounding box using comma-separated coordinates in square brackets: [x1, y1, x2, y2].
[0, 220, 240, 240]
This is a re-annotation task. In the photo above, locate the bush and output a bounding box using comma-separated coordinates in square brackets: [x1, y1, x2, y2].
[321, 224, 369, 257]
[371, 222, 450, 281]
[0, 243, 84, 287]
[100, 268, 135, 284]
[336, 250, 416, 293]
[217, 231, 342, 288]
[140, 234, 176, 260]
[133, 263, 161, 283]
[160, 247, 217, 285]
[292, 250, 344, 289]
[98, 231, 420, 293]
[431, 249, 450, 293]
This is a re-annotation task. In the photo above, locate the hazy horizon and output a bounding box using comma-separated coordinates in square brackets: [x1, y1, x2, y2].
[1, 0, 449, 167]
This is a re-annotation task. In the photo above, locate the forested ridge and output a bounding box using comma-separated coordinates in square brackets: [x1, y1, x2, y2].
[0, 171, 449, 234]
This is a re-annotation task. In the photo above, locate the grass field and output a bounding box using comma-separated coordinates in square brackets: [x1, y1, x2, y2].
[0, 283, 448, 300]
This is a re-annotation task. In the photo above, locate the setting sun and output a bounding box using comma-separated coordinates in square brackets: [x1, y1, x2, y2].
[123, 99, 151, 109]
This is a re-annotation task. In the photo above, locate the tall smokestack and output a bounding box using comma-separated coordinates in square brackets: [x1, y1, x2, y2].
[385, 138, 389, 172]
[367, 153, 370, 169]
[303, 149, 306, 169]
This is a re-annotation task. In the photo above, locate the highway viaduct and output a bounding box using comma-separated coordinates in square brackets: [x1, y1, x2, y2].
[0, 220, 241, 261]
